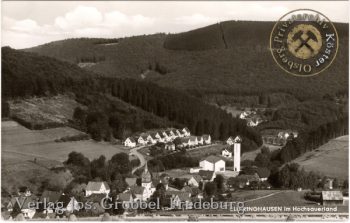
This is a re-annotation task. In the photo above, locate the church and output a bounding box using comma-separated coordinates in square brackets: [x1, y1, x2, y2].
[125, 163, 156, 201]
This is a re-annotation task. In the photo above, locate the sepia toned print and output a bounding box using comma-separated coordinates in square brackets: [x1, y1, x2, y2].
[1, 1, 348, 221]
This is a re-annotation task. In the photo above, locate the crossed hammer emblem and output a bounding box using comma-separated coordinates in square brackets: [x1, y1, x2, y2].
[292, 30, 318, 53]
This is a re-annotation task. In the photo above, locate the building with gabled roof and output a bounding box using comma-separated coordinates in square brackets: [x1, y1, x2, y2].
[124, 137, 136, 148]
[321, 191, 343, 206]
[202, 135, 211, 144]
[182, 127, 191, 136]
[199, 155, 225, 172]
[85, 181, 110, 197]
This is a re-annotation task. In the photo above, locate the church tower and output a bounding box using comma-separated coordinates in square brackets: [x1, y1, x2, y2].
[233, 136, 241, 172]
[141, 163, 152, 189]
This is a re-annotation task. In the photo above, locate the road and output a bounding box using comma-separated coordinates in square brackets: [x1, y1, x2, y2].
[130, 146, 147, 174]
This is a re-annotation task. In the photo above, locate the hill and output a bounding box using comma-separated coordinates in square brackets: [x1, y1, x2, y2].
[24, 21, 349, 106]
[291, 135, 348, 181]
[2, 47, 262, 145]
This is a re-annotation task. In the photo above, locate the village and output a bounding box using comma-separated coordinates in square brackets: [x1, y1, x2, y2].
[3, 125, 347, 221]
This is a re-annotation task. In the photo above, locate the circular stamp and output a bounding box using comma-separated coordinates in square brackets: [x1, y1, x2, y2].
[270, 9, 338, 77]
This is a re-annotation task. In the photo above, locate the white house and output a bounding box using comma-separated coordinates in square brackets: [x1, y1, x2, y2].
[202, 135, 211, 144]
[162, 131, 171, 142]
[124, 137, 136, 148]
[199, 155, 225, 172]
[179, 137, 190, 148]
[175, 129, 184, 137]
[7, 196, 37, 219]
[137, 134, 149, 145]
[155, 132, 164, 142]
[196, 136, 204, 145]
[147, 134, 157, 144]
[85, 181, 110, 197]
[189, 136, 198, 147]
[182, 127, 191, 137]
[221, 147, 232, 158]
[226, 136, 235, 145]
[165, 142, 176, 151]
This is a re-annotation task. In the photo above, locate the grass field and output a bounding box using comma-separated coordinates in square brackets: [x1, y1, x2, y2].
[292, 135, 348, 181]
[2, 121, 130, 162]
[186, 144, 226, 158]
[2, 120, 132, 196]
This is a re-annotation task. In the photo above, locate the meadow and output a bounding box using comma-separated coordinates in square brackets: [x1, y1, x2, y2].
[292, 135, 348, 181]
[2, 121, 130, 162]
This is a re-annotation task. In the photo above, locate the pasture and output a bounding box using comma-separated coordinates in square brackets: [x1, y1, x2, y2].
[2, 121, 130, 162]
[292, 135, 348, 181]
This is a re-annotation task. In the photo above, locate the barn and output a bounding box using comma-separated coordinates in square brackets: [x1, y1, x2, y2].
[321, 191, 343, 206]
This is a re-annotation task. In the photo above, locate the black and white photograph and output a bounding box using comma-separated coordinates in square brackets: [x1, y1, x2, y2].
[1, 1, 349, 221]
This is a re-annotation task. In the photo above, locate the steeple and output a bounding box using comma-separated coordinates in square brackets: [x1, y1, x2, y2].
[141, 162, 151, 183]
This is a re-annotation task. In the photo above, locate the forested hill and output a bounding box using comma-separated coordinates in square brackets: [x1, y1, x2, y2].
[2, 47, 262, 147]
[24, 21, 349, 103]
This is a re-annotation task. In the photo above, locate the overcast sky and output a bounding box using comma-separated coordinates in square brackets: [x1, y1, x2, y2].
[2, 1, 348, 49]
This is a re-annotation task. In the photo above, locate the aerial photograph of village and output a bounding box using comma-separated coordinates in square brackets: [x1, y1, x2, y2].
[1, 1, 349, 221]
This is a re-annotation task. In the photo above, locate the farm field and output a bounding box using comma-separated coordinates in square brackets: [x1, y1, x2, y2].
[2, 121, 130, 162]
[292, 135, 348, 181]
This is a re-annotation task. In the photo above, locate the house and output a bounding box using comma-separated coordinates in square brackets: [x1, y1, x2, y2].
[221, 147, 232, 158]
[175, 129, 184, 137]
[7, 196, 37, 219]
[172, 192, 191, 209]
[85, 181, 110, 197]
[168, 129, 177, 138]
[125, 178, 137, 187]
[165, 191, 191, 209]
[198, 170, 216, 182]
[196, 136, 204, 145]
[182, 127, 191, 137]
[165, 142, 176, 151]
[226, 136, 235, 145]
[189, 136, 198, 147]
[155, 132, 164, 142]
[178, 174, 202, 187]
[161, 131, 171, 142]
[256, 167, 270, 181]
[124, 137, 136, 148]
[321, 191, 343, 206]
[137, 134, 149, 145]
[40, 190, 62, 213]
[199, 155, 225, 172]
[202, 135, 211, 144]
[147, 134, 157, 144]
[179, 137, 190, 148]
[57, 194, 81, 213]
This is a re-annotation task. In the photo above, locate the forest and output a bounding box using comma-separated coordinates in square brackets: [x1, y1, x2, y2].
[2, 47, 262, 146]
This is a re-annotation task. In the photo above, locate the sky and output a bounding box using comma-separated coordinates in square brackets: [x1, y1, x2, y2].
[2, 1, 349, 49]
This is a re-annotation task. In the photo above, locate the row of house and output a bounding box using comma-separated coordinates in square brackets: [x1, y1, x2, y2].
[176, 135, 211, 148]
[124, 128, 191, 148]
